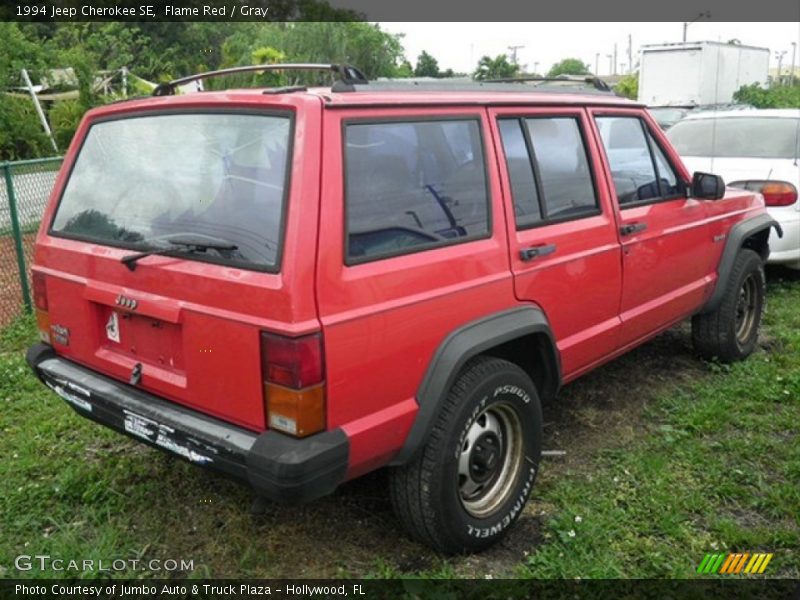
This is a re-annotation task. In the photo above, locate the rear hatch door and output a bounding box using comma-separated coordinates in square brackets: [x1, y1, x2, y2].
[34, 97, 321, 431]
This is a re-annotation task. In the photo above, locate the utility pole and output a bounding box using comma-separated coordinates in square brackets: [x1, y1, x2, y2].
[613, 43, 618, 75]
[791, 42, 797, 84]
[595, 53, 600, 75]
[533, 61, 540, 75]
[628, 34, 633, 74]
[683, 11, 710, 42]
[606, 54, 613, 76]
[507, 45, 524, 66]
[775, 50, 787, 84]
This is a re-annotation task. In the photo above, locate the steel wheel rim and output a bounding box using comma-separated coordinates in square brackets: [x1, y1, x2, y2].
[735, 274, 758, 345]
[458, 402, 524, 518]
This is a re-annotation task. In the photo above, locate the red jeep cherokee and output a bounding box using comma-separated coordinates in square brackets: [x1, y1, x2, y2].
[26, 65, 781, 554]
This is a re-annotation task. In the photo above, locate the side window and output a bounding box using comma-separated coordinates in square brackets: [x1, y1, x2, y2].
[647, 132, 680, 197]
[498, 119, 542, 227]
[498, 116, 598, 229]
[525, 118, 598, 220]
[596, 116, 682, 205]
[344, 119, 490, 262]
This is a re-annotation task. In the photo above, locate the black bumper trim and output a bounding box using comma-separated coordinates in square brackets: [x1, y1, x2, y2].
[26, 343, 348, 503]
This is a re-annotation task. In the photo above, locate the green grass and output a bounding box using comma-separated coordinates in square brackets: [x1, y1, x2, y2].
[1, 271, 798, 580]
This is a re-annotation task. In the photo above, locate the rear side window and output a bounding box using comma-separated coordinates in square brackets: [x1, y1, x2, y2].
[344, 119, 490, 262]
[667, 116, 800, 159]
[595, 116, 681, 206]
[51, 112, 292, 271]
[498, 116, 598, 228]
[497, 119, 542, 226]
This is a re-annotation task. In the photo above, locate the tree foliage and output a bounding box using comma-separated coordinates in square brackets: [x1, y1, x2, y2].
[0, 19, 409, 158]
[473, 55, 518, 81]
[615, 73, 639, 100]
[733, 83, 800, 108]
[414, 51, 440, 78]
[0, 96, 50, 160]
[548, 58, 590, 77]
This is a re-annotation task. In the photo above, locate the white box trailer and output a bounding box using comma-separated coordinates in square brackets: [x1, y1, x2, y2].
[637, 42, 770, 106]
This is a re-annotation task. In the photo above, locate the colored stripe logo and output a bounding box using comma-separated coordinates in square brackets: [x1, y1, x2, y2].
[697, 552, 773, 574]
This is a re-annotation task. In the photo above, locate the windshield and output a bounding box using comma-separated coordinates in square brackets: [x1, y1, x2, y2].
[51, 112, 292, 270]
[667, 117, 800, 159]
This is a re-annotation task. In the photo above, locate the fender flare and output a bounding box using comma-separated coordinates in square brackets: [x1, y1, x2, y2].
[700, 213, 783, 315]
[390, 306, 561, 465]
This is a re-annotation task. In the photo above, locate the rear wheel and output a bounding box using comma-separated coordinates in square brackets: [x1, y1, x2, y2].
[692, 249, 765, 362]
[389, 356, 542, 554]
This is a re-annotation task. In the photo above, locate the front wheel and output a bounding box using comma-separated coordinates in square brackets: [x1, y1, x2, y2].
[389, 356, 542, 554]
[692, 248, 766, 362]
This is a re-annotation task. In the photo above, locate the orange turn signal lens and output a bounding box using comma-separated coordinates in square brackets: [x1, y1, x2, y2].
[35, 308, 51, 344]
[265, 382, 325, 438]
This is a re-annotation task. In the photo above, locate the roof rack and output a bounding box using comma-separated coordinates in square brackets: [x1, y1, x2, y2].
[485, 76, 612, 92]
[335, 78, 617, 96]
[152, 63, 368, 96]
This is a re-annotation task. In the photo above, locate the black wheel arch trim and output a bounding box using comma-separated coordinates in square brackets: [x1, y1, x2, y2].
[391, 306, 560, 465]
[700, 213, 782, 315]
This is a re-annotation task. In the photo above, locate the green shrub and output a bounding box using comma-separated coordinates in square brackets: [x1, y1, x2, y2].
[0, 94, 51, 161]
[615, 73, 639, 100]
[49, 99, 87, 151]
[733, 83, 800, 108]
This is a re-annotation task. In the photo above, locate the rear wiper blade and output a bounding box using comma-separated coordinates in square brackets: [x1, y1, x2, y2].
[121, 235, 238, 272]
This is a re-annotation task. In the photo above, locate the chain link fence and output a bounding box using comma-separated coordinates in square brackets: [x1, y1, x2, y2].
[1, 157, 63, 328]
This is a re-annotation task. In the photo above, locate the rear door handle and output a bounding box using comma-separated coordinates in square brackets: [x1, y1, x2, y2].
[620, 222, 647, 236]
[520, 243, 557, 261]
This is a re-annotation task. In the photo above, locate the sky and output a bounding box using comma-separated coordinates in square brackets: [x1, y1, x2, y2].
[377, 22, 800, 76]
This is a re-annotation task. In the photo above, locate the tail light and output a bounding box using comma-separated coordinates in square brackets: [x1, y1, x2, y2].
[32, 271, 51, 343]
[729, 180, 798, 207]
[260, 332, 325, 437]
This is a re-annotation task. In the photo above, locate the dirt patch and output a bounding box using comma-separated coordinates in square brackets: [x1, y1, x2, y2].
[538, 323, 704, 476]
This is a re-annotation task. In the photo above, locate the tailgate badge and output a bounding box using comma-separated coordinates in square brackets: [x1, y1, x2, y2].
[115, 294, 138, 310]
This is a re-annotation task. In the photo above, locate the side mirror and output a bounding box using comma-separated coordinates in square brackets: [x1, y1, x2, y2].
[691, 172, 725, 200]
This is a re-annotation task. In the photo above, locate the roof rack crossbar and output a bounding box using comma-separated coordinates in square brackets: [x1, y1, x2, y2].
[484, 76, 612, 92]
[152, 63, 368, 96]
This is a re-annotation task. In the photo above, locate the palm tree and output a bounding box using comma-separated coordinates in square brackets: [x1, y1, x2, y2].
[473, 55, 519, 81]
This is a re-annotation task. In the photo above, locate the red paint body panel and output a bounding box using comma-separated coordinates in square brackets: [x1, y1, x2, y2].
[489, 106, 623, 379]
[31, 88, 768, 483]
[316, 107, 516, 477]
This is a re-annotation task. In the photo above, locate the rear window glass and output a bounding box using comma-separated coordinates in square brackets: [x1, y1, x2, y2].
[344, 119, 490, 262]
[667, 117, 800, 159]
[51, 112, 292, 271]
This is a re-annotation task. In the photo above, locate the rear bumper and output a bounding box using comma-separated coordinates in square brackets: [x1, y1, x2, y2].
[26, 343, 348, 503]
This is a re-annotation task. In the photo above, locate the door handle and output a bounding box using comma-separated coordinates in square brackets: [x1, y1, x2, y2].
[520, 243, 557, 261]
[620, 222, 647, 236]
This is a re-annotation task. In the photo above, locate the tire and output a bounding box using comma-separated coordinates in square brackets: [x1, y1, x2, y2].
[692, 248, 765, 362]
[389, 356, 542, 554]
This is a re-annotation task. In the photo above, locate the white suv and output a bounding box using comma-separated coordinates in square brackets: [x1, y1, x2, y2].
[667, 108, 800, 269]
